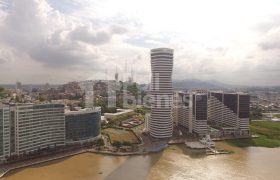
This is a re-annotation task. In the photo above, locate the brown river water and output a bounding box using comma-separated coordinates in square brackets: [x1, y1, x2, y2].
[2, 143, 280, 180]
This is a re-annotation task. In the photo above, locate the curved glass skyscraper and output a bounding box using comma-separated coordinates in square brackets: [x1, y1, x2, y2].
[150, 48, 174, 138]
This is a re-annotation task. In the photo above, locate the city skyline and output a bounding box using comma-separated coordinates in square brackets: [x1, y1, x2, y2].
[0, 1, 279, 179]
[0, 0, 280, 86]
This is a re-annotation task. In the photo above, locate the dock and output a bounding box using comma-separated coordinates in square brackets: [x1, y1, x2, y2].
[185, 141, 231, 155]
[206, 147, 231, 155]
[212, 135, 259, 141]
[185, 141, 206, 149]
[168, 139, 185, 145]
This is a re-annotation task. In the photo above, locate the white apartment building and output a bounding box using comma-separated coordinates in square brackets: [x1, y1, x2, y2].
[0, 106, 10, 161]
[11, 104, 65, 155]
[173, 91, 192, 132]
[149, 48, 174, 139]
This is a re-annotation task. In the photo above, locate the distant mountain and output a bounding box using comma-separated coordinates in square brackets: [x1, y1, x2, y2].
[172, 79, 236, 90]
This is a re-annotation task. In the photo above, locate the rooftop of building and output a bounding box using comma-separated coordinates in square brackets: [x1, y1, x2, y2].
[104, 108, 133, 116]
[151, 48, 173, 53]
[209, 91, 249, 95]
[65, 107, 101, 115]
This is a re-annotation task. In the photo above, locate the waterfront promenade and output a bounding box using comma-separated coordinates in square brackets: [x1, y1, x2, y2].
[0, 144, 168, 178]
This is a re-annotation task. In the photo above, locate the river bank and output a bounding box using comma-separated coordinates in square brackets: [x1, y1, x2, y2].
[0, 149, 87, 178]
[0, 133, 263, 178]
[2, 121, 279, 178]
[226, 121, 280, 148]
[2, 143, 280, 180]
[0, 143, 169, 178]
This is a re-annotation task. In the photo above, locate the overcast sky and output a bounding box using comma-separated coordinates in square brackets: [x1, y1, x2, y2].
[0, 0, 280, 86]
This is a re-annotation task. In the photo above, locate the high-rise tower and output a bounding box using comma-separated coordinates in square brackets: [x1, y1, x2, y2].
[208, 91, 250, 135]
[149, 48, 174, 139]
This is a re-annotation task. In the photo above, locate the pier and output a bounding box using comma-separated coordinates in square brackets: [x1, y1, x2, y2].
[185, 141, 206, 149]
[185, 141, 231, 155]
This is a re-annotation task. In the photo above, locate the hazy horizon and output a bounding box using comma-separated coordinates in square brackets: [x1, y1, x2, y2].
[0, 0, 280, 86]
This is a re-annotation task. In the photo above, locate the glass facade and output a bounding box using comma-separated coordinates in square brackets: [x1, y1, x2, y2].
[224, 94, 238, 113]
[195, 94, 208, 120]
[65, 110, 101, 143]
[239, 95, 250, 118]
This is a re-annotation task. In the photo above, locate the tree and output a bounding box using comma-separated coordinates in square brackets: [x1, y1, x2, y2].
[38, 96, 46, 102]
[122, 141, 132, 146]
[134, 107, 146, 115]
[140, 90, 147, 104]
[95, 99, 116, 115]
[116, 98, 124, 109]
[96, 138, 105, 146]
[78, 101, 85, 108]
[112, 141, 121, 149]
[250, 107, 262, 120]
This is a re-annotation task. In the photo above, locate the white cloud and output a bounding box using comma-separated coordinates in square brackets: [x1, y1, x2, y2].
[0, 0, 142, 84]
[0, 0, 279, 86]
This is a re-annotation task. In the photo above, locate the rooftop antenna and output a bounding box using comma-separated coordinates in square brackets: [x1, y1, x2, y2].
[105, 68, 108, 81]
[115, 64, 119, 82]
[125, 60, 128, 82]
[131, 67, 133, 83]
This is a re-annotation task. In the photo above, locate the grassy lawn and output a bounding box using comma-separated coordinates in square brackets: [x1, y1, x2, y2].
[102, 128, 140, 144]
[226, 121, 280, 148]
[132, 123, 145, 131]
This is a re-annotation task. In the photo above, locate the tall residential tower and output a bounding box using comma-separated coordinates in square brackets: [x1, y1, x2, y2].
[149, 48, 174, 139]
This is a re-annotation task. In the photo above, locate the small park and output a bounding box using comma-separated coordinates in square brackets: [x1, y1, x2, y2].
[102, 128, 141, 144]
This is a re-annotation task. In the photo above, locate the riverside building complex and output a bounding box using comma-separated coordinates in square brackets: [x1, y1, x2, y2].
[148, 48, 249, 138]
[173, 91, 209, 137]
[208, 91, 250, 135]
[149, 48, 174, 139]
[0, 103, 101, 162]
[173, 90, 250, 137]
[10, 104, 65, 156]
